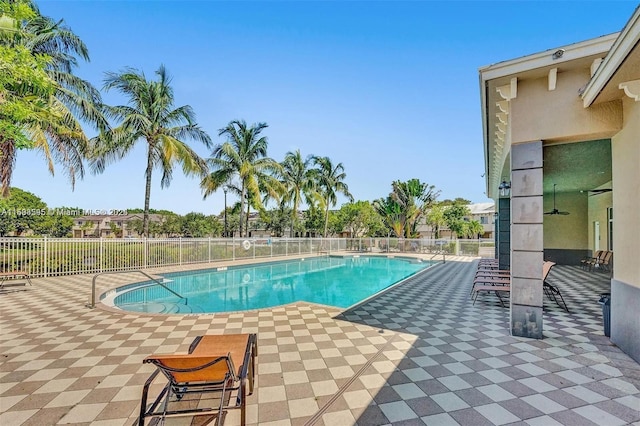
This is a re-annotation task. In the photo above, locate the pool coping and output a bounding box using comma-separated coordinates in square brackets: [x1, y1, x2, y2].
[95, 253, 444, 317]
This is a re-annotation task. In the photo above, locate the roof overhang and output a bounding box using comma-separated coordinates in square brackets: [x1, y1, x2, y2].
[479, 35, 618, 199]
[582, 6, 640, 107]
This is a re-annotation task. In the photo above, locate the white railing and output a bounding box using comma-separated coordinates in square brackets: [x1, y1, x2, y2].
[0, 237, 494, 278]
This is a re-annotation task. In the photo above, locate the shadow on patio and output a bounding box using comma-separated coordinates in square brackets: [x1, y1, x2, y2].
[314, 260, 640, 425]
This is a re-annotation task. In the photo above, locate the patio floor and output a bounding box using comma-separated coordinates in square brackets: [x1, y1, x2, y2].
[1, 257, 639, 425]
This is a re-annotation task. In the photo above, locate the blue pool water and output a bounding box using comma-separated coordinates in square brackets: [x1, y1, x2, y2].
[109, 256, 435, 314]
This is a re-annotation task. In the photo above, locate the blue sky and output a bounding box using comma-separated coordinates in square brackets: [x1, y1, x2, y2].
[13, 1, 638, 215]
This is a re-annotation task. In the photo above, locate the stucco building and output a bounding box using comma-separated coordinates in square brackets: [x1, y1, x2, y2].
[479, 7, 639, 362]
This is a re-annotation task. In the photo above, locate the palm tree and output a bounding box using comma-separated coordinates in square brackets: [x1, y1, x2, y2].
[281, 149, 315, 237]
[0, 0, 106, 196]
[201, 120, 282, 238]
[426, 203, 446, 239]
[374, 179, 439, 238]
[310, 156, 353, 237]
[373, 196, 404, 237]
[391, 179, 439, 238]
[91, 65, 212, 237]
[464, 219, 484, 239]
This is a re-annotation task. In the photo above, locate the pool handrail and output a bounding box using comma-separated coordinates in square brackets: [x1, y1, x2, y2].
[430, 251, 446, 264]
[88, 269, 187, 309]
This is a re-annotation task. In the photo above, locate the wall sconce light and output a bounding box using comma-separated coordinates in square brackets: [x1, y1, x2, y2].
[498, 180, 511, 197]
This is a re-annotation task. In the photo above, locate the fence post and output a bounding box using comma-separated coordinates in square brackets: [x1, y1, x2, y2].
[43, 236, 48, 278]
[99, 238, 104, 273]
[179, 237, 183, 265]
[232, 237, 236, 261]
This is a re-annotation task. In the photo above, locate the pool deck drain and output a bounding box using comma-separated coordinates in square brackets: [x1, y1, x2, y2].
[1, 257, 639, 425]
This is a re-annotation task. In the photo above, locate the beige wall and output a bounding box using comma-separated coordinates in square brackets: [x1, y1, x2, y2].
[543, 191, 588, 249]
[587, 185, 612, 252]
[510, 69, 622, 144]
[612, 97, 640, 286]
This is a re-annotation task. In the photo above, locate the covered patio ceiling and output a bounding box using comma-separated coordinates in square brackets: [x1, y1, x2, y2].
[542, 139, 612, 195]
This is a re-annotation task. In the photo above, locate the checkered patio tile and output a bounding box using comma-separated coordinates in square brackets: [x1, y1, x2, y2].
[1, 258, 639, 425]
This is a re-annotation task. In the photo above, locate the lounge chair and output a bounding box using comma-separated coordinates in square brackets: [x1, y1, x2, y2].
[139, 333, 257, 426]
[471, 274, 510, 296]
[473, 261, 561, 309]
[472, 283, 511, 306]
[0, 271, 33, 289]
[543, 277, 569, 312]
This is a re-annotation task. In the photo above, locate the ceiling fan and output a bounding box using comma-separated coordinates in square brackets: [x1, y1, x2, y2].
[588, 188, 612, 196]
[544, 184, 570, 215]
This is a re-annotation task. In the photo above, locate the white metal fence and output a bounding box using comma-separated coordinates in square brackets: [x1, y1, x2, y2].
[0, 237, 494, 278]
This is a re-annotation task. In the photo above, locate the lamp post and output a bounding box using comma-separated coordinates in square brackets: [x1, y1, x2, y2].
[223, 185, 228, 238]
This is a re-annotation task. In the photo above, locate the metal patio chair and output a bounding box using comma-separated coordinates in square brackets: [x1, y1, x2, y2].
[139, 333, 257, 425]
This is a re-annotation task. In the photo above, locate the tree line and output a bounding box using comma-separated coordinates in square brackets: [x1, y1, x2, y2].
[1, 1, 485, 240]
[0, 186, 484, 239]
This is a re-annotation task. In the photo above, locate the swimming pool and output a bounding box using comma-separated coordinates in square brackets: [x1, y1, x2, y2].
[106, 256, 435, 314]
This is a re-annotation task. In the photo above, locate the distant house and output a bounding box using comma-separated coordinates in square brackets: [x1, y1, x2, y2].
[418, 203, 496, 239]
[72, 214, 165, 238]
[468, 202, 496, 238]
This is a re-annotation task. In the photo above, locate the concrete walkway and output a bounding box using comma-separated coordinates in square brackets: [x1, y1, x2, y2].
[0, 257, 638, 425]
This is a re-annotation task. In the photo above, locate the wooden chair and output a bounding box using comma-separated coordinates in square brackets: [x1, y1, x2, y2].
[139, 333, 257, 425]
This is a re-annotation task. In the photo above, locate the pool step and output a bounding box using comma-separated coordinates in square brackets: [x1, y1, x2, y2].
[118, 301, 204, 314]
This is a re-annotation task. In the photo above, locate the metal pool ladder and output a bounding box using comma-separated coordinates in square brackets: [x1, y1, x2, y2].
[88, 269, 186, 309]
[430, 251, 446, 264]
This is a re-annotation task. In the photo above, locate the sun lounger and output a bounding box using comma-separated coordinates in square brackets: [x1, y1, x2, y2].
[543, 280, 569, 312]
[475, 270, 510, 277]
[472, 284, 511, 307]
[139, 333, 257, 426]
[472, 261, 564, 310]
[0, 271, 33, 289]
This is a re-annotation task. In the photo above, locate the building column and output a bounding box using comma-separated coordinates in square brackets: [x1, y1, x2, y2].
[497, 198, 511, 270]
[510, 141, 544, 339]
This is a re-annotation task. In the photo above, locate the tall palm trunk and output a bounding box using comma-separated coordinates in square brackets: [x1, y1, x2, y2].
[323, 201, 330, 238]
[0, 137, 16, 197]
[290, 202, 297, 238]
[238, 185, 245, 238]
[143, 146, 154, 237]
[246, 203, 250, 237]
